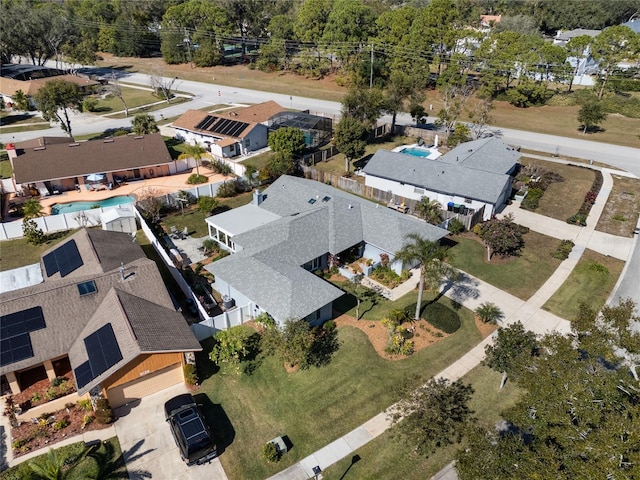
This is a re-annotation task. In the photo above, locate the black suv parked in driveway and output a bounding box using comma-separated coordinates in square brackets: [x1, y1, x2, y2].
[164, 393, 217, 466]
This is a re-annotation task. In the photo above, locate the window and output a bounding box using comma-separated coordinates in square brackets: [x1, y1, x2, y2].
[77, 280, 97, 296]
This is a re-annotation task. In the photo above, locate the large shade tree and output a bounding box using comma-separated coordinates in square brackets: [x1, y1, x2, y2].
[393, 233, 457, 321]
[34, 80, 83, 138]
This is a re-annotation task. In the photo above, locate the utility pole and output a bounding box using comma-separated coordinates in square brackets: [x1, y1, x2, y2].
[183, 28, 193, 68]
[369, 43, 374, 89]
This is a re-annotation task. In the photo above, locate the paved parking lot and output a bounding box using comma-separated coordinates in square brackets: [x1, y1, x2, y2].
[113, 384, 227, 480]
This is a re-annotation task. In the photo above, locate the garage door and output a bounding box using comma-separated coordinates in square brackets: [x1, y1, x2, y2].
[106, 363, 183, 408]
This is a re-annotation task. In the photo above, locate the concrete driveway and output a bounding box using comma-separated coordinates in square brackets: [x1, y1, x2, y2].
[113, 384, 227, 480]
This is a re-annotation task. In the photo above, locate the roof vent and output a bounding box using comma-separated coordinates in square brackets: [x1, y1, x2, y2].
[348, 204, 353, 209]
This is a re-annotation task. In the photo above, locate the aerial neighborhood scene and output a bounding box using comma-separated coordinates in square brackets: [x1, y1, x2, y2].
[1, 0, 640, 478]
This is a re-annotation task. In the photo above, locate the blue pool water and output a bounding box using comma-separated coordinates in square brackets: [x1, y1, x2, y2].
[400, 147, 433, 158]
[51, 195, 136, 215]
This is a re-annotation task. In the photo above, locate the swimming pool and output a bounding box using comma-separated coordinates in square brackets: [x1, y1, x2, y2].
[400, 147, 434, 158]
[51, 195, 136, 215]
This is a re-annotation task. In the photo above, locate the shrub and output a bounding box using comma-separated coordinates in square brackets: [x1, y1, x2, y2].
[51, 376, 65, 387]
[553, 240, 575, 260]
[198, 195, 218, 214]
[45, 387, 58, 401]
[31, 392, 42, 403]
[448, 218, 465, 234]
[82, 97, 98, 112]
[81, 414, 94, 429]
[255, 312, 276, 329]
[94, 399, 114, 424]
[216, 180, 240, 198]
[588, 262, 609, 274]
[210, 159, 233, 175]
[183, 363, 198, 386]
[323, 320, 336, 332]
[567, 213, 587, 226]
[186, 173, 208, 184]
[77, 399, 93, 412]
[262, 441, 280, 463]
[521, 187, 544, 210]
[53, 419, 69, 431]
[423, 303, 461, 334]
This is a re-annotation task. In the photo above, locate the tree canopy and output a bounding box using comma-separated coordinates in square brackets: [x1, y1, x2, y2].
[33, 80, 83, 138]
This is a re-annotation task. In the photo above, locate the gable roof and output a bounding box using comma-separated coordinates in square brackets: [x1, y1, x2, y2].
[0, 74, 98, 97]
[207, 176, 449, 320]
[11, 133, 172, 184]
[1, 229, 200, 391]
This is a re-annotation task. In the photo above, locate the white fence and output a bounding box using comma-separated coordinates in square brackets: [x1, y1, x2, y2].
[190, 305, 253, 341]
[0, 203, 136, 240]
[0, 182, 224, 240]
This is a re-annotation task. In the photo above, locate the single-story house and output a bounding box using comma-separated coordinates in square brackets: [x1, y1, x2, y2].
[362, 137, 521, 221]
[0, 229, 201, 408]
[205, 175, 449, 326]
[0, 64, 98, 108]
[7, 133, 173, 195]
[172, 101, 287, 158]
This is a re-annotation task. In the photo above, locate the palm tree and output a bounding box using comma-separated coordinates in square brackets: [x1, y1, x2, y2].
[474, 302, 504, 324]
[178, 143, 211, 177]
[393, 233, 458, 321]
[28, 447, 86, 480]
[22, 198, 43, 220]
[414, 197, 443, 225]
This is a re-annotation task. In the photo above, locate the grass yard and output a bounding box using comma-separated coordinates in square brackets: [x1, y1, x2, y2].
[200, 296, 482, 480]
[0, 437, 125, 480]
[320, 365, 524, 480]
[0, 111, 49, 128]
[0, 152, 12, 178]
[448, 232, 563, 300]
[241, 151, 274, 172]
[0, 124, 51, 134]
[543, 249, 624, 320]
[0, 229, 76, 272]
[520, 158, 596, 221]
[161, 191, 253, 238]
[596, 175, 640, 237]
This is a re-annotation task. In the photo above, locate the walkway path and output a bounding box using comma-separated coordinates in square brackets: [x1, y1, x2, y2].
[268, 167, 627, 480]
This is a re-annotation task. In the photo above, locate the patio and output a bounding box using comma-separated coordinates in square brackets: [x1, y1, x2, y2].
[6, 166, 231, 217]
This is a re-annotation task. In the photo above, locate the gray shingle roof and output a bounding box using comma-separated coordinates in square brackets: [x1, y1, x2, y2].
[207, 176, 449, 320]
[362, 150, 511, 204]
[440, 137, 520, 174]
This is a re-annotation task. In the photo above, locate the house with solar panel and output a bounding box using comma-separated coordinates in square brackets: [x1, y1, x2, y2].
[0, 229, 201, 409]
[204, 176, 449, 326]
[171, 101, 287, 158]
[362, 138, 521, 223]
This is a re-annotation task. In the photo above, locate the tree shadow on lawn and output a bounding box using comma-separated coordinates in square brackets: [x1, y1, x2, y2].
[0, 113, 36, 126]
[194, 394, 235, 454]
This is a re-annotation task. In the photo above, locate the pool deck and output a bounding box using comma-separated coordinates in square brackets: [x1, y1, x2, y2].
[6, 167, 231, 217]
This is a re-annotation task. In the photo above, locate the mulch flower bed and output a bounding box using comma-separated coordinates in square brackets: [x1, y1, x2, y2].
[10, 402, 111, 458]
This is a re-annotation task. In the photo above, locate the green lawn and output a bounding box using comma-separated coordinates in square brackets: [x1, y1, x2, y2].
[161, 191, 253, 238]
[448, 232, 563, 300]
[543, 249, 624, 320]
[0, 437, 125, 480]
[0, 111, 50, 128]
[320, 365, 524, 480]
[201, 296, 482, 480]
[1, 152, 12, 178]
[0, 230, 76, 272]
[90, 86, 164, 115]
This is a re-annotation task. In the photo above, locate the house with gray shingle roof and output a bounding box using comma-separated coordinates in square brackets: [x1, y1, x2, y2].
[0, 229, 201, 408]
[205, 176, 449, 325]
[362, 138, 520, 222]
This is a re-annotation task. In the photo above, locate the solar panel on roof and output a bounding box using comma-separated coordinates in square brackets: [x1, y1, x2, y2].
[0, 334, 34, 366]
[195, 115, 216, 130]
[74, 362, 93, 389]
[77, 280, 97, 296]
[42, 240, 83, 277]
[0, 306, 46, 366]
[85, 323, 123, 380]
[43, 251, 59, 277]
[209, 117, 248, 137]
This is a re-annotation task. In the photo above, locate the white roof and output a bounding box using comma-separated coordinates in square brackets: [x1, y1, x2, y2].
[205, 203, 280, 236]
[0, 264, 44, 292]
[101, 208, 135, 223]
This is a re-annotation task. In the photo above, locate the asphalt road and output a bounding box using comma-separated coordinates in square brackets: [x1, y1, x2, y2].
[2, 66, 638, 310]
